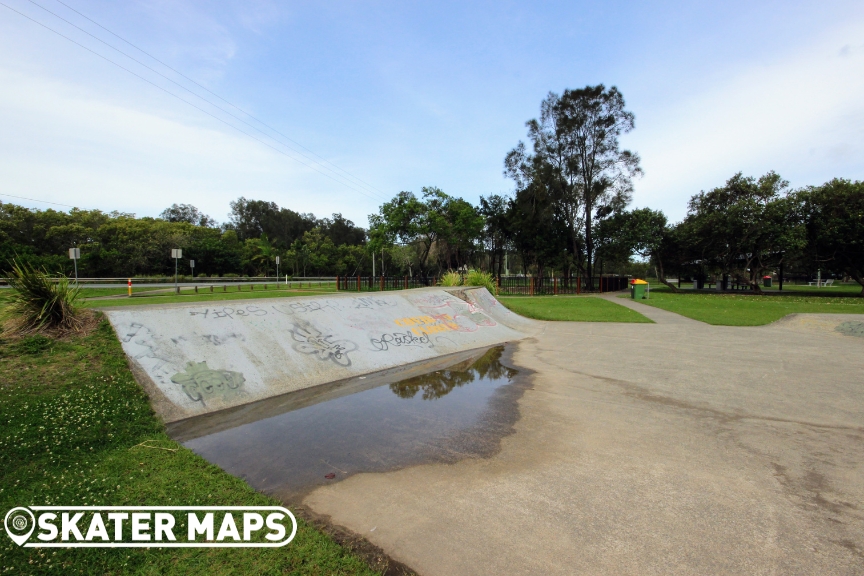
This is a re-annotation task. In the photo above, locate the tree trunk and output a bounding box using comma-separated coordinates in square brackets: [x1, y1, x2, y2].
[655, 258, 680, 293]
[850, 271, 864, 297]
[585, 207, 593, 289]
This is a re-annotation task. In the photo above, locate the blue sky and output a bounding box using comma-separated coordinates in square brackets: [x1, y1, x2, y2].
[1, 0, 863, 226]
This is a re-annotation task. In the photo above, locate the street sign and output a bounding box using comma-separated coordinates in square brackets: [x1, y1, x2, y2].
[171, 249, 182, 258]
[68, 248, 80, 259]
[190, 260, 195, 268]
[275, 256, 280, 265]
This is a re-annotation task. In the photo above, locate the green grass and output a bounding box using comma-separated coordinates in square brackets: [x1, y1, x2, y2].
[87, 289, 338, 308]
[498, 295, 652, 323]
[0, 320, 381, 575]
[632, 291, 864, 325]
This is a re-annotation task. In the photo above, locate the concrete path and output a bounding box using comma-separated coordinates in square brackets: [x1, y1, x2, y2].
[597, 292, 705, 325]
[304, 310, 864, 575]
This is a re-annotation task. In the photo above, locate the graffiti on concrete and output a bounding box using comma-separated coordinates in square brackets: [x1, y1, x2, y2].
[276, 300, 343, 315]
[407, 293, 497, 332]
[200, 333, 246, 346]
[352, 296, 397, 310]
[406, 293, 457, 309]
[189, 306, 268, 319]
[289, 321, 357, 366]
[370, 331, 433, 351]
[170, 361, 245, 405]
[394, 315, 457, 336]
[119, 322, 172, 372]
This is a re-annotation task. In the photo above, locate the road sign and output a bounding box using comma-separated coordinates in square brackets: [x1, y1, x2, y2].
[275, 256, 280, 265]
[68, 248, 80, 259]
[171, 249, 182, 258]
[190, 260, 195, 268]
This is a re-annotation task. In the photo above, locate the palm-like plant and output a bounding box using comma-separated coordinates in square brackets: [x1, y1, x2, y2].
[465, 269, 497, 294]
[439, 271, 462, 286]
[4, 260, 83, 335]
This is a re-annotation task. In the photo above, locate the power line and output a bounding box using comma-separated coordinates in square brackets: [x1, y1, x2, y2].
[0, 193, 79, 208]
[48, 0, 389, 200]
[0, 1, 386, 203]
[27, 0, 388, 201]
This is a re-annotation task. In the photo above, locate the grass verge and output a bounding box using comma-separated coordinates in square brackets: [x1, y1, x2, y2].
[0, 319, 382, 575]
[498, 295, 652, 323]
[632, 291, 864, 325]
[87, 290, 338, 308]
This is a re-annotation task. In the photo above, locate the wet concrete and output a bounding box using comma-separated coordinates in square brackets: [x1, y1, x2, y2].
[305, 309, 864, 575]
[179, 345, 530, 500]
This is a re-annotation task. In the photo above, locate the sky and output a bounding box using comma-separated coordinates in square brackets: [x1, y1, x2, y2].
[1, 0, 863, 227]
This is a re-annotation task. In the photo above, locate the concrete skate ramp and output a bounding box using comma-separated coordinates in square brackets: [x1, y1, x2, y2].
[105, 287, 535, 423]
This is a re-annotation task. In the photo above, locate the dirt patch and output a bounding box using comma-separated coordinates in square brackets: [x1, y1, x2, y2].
[2, 307, 100, 340]
[292, 504, 418, 576]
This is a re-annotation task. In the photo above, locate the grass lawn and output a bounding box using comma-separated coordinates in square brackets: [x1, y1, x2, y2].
[0, 320, 382, 575]
[631, 291, 864, 325]
[498, 295, 652, 323]
[87, 289, 339, 308]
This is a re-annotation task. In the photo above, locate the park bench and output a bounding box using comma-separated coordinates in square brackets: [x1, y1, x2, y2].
[807, 279, 835, 287]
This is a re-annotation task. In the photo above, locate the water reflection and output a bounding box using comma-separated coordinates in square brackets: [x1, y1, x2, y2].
[390, 347, 519, 400]
[182, 345, 525, 500]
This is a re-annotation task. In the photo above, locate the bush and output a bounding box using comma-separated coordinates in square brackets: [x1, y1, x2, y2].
[440, 271, 463, 286]
[465, 269, 497, 294]
[4, 260, 83, 335]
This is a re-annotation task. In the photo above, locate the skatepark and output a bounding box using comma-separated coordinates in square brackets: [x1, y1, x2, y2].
[106, 288, 864, 575]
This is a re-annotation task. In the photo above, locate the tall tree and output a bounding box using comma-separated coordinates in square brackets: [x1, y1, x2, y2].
[505, 85, 641, 282]
[368, 187, 482, 275]
[479, 194, 511, 276]
[227, 197, 317, 246]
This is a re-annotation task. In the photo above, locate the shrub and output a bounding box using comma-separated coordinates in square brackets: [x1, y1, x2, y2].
[440, 271, 463, 286]
[4, 260, 83, 335]
[465, 269, 497, 294]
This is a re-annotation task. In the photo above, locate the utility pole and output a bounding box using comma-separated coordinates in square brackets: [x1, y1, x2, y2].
[171, 249, 182, 293]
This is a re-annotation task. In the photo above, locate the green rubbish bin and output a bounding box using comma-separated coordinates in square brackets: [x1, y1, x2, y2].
[631, 279, 648, 299]
[763, 276, 772, 287]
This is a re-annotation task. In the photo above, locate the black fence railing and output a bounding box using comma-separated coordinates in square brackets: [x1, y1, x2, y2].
[496, 276, 630, 295]
[336, 275, 631, 294]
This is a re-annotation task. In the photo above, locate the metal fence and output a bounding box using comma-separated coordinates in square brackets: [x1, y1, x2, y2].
[496, 276, 630, 295]
[336, 275, 631, 294]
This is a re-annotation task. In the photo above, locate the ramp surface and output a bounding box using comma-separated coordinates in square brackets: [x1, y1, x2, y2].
[105, 287, 532, 422]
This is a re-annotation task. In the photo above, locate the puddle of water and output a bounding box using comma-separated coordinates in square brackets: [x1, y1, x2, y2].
[180, 345, 526, 500]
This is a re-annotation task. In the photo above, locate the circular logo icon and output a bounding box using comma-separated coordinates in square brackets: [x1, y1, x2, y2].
[4, 507, 35, 546]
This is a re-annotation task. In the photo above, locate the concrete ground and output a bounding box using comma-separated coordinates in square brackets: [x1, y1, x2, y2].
[304, 298, 864, 575]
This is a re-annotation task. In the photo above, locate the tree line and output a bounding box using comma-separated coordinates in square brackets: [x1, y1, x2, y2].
[0, 198, 369, 278]
[2, 85, 861, 293]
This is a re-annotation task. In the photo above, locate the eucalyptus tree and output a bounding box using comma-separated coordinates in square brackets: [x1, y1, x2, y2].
[505, 85, 642, 282]
[479, 194, 511, 276]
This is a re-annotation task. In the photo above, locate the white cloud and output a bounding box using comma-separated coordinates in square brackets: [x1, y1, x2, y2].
[628, 17, 864, 221]
[0, 65, 381, 223]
